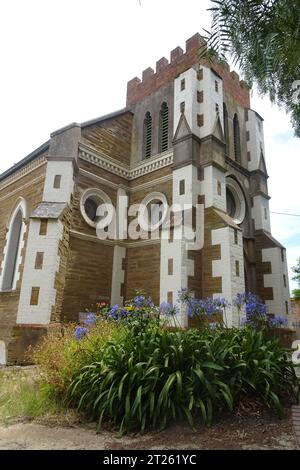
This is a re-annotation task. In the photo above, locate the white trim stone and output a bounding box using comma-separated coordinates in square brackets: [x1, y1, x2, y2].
[16, 219, 64, 325]
[212, 226, 245, 327]
[0, 199, 27, 292]
[79, 144, 173, 180]
[252, 194, 271, 232]
[262, 247, 291, 317]
[110, 245, 126, 306]
[43, 160, 74, 204]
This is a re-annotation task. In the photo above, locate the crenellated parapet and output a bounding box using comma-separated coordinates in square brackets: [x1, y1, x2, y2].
[126, 33, 250, 108]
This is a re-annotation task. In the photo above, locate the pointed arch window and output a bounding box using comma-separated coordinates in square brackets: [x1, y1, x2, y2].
[159, 102, 169, 153]
[143, 111, 152, 159]
[233, 113, 241, 163]
[223, 103, 229, 155]
[1, 203, 25, 291]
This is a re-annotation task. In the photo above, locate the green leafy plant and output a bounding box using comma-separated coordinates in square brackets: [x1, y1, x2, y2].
[68, 325, 299, 435]
[203, 0, 300, 136]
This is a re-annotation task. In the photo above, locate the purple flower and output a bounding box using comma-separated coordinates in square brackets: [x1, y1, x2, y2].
[234, 292, 268, 327]
[133, 295, 154, 308]
[269, 315, 288, 328]
[177, 288, 193, 304]
[160, 302, 179, 316]
[84, 312, 97, 325]
[74, 326, 88, 340]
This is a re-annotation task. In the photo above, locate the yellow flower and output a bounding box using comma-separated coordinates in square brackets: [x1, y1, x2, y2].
[125, 306, 134, 311]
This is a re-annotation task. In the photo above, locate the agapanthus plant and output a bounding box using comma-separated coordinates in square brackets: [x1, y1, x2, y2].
[160, 302, 179, 316]
[269, 315, 288, 328]
[177, 288, 229, 328]
[234, 292, 268, 329]
[74, 326, 88, 340]
[84, 312, 97, 326]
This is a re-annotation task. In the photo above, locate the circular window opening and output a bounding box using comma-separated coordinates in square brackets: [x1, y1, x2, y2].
[226, 188, 236, 219]
[225, 178, 246, 225]
[80, 189, 112, 228]
[84, 196, 100, 223]
[138, 192, 168, 232]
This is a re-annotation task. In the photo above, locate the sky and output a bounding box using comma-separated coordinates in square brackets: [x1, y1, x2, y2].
[0, 0, 299, 290]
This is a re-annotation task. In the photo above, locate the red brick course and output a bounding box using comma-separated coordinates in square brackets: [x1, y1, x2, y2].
[126, 33, 250, 109]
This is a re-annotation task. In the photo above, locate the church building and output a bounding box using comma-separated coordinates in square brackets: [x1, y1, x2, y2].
[0, 33, 290, 364]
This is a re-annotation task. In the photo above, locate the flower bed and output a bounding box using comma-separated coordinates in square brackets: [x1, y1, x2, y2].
[31, 290, 300, 435]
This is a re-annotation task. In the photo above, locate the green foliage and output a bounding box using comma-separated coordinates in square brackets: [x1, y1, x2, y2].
[30, 321, 125, 394]
[292, 257, 300, 284]
[68, 325, 299, 435]
[204, 0, 300, 136]
[292, 288, 300, 300]
[292, 258, 300, 299]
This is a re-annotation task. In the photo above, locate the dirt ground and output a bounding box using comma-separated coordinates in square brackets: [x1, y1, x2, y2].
[0, 409, 298, 450]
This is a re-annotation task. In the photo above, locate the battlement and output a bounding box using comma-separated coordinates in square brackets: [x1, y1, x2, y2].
[126, 33, 250, 109]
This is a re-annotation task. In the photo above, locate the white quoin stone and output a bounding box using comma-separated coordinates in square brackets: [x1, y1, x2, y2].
[211, 226, 245, 327]
[160, 163, 201, 327]
[16, 219, 63, 325]
[246, 109, 266, 172]
[251, 194, 271, 232]
[262, 247, 290, 317]
[201, 165, 226, 211]
[43, 160, 74, 204]
[110, 245, 126, 306]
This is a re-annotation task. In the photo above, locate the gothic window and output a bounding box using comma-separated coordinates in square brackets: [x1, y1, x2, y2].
[223, 103, 229, 155]
[159, 102, 169, 153]
[1, 205, 24, 291]
[233, 113, 241, 163]
[143, 111, 152, 159]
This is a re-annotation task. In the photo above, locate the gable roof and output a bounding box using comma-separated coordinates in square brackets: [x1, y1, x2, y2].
[0, 108, 132, 183]
[0, 140, 50, 183]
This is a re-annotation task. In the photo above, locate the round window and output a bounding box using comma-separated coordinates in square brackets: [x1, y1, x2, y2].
[84, 196, 99, 223]
[138, 192, 168, 232]
[225, 178, 246, 225]
[226, 188, 236, 219]
[80, 188, 113, 228]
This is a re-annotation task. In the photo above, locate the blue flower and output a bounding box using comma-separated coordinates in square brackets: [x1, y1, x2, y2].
[84, 312, 97, 325]
[160, 302, 179, 316]
[234, 292, 268, 327]
[177, 288, 193, 304]
[74, 326, 88, 340]
[269, 315, 288, 328]
[133, 295, 154, 308]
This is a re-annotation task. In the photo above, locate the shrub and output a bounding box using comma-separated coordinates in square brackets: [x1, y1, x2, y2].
[68, 325, 299, 435]
[30, 320, 125, 394]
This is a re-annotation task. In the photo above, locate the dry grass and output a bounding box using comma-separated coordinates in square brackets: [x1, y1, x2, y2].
[0, 367, 78, 425]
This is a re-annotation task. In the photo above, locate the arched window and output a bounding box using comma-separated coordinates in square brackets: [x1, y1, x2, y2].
[1, 202, 25, 291]
[233, 113, 241, 163]
[143, 111, 152, 159]
[223, 103, 229, 155]
[159, 102, 169, 153]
